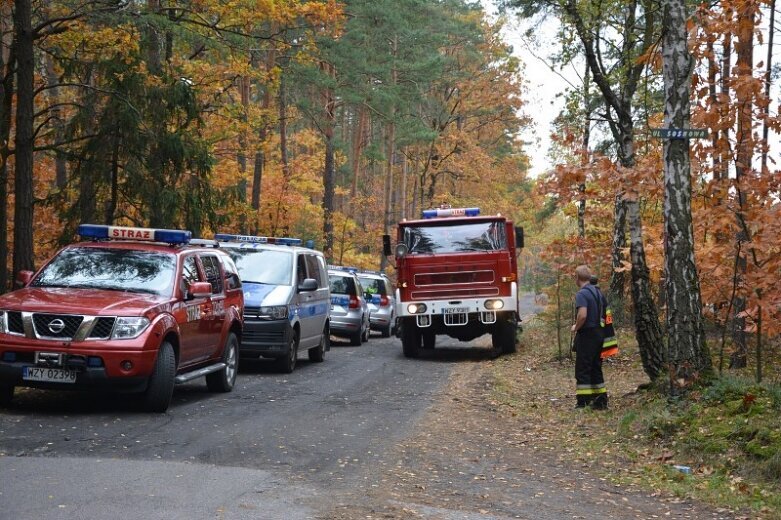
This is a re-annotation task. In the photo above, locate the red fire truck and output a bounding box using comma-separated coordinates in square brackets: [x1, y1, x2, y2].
[383, 206, 524, 357]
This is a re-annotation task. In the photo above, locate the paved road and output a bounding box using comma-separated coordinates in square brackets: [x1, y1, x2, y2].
[0, 331, 464, 519]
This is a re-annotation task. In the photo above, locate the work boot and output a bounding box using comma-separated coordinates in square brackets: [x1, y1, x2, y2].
[591, 393, 608, 410]
[575, 395, 593, 408]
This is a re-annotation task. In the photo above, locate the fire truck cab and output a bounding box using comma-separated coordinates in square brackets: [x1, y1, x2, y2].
[384, 207, 523, 357]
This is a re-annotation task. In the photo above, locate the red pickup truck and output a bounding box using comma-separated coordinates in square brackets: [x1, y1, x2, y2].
[0, 224, 243, 412]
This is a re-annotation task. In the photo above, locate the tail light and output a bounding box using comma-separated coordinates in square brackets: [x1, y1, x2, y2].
[348, 295, 360, 309]
[380, 295, 390, 307]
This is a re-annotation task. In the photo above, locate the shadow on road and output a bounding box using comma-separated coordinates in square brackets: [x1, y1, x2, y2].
[407, 345, 501, 362]
[1, 380, 228, 416]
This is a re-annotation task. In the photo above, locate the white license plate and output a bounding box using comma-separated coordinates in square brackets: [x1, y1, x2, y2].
[22, 366, 77, 383]
[442, 307, 469, 314]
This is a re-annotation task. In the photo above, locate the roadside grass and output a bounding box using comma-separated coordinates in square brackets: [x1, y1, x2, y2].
[490, 315, 781, 518]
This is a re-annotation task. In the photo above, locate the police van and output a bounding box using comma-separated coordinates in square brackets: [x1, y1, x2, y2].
[215, 234, 330, 373]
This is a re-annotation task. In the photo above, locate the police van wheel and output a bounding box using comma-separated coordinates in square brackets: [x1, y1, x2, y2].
[142, 341, 176, 413]
[278, 329, 299, 373]
[308, 327, 327, 363]
[349, 323, 363, 346]
[0, 385, 14, 406]
[361, 319, 371, 343]
[401, 320, 420, 358]
[492, 318, 517, 354]
[207, 332, 238, 392]
[381, 318, 392, 338]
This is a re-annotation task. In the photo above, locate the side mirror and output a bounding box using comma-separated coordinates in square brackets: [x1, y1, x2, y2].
[298, 278, 318, 292]
[514, 226, 524, 249]
[190, 281, 213, 299]
[383, 234, 393, 257]
[16, 270, 34, 288]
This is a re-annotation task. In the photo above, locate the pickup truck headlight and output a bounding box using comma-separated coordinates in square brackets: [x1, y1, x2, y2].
[0, 311, 6, 334]
[260, 306, 288, 320]
[111, 317, 150, 339]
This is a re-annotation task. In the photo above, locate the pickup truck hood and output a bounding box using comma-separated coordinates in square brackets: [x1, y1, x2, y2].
[0, 287, 172, 316]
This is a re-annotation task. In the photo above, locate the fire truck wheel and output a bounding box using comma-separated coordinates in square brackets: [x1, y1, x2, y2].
[0, 385, 13, 406]
[401, 319, 421, 358]
[206, 332, 238, 392]
[142, 341, 176, 413]
[492, 318, 517, 354]
[422, 330, 436, 349]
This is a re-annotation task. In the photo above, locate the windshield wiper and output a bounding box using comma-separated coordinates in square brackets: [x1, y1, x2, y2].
[242, 280, 272, 285]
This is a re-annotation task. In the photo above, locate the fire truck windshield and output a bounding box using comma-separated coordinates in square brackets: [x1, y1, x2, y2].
[403, 221, 506, 254]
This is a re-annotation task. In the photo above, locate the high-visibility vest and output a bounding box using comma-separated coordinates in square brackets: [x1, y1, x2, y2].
[600, 308, 618, 358]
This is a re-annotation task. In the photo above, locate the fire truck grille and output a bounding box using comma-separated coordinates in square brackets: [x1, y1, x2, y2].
[32, 314, 84, 339]
[414, 270, 494, 286]
[411, 287, 500, 300]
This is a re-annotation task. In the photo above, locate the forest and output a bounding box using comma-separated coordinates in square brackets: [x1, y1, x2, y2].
[1, 0, 779, 382]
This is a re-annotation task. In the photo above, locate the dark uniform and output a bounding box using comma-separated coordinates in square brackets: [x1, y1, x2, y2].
[574, 283, 608, 409]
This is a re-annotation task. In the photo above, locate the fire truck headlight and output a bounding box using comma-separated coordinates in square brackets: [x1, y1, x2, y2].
[395, 243, 408, 258]
[484, 299, 504, 310]
[407, 303, 427, 314]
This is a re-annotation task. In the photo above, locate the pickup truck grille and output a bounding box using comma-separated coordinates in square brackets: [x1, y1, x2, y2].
[7, 311, 24, 334]
[32, 314, 84, 339]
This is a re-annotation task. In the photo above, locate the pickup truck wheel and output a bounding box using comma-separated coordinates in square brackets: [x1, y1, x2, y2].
[142, 341, 176, 412]
[308, 326, 327, 362]
[401, 319, 420, 358]
[0, 385, 13, 406]
[278, 329, 299, 373]
[206, 332, 238, 392]
[492, 318, 517, 354]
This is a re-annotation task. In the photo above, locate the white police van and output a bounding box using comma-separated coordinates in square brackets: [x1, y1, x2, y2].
[215, 234, 330, 373]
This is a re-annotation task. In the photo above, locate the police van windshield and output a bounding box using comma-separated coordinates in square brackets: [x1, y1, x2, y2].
[403, 221, 506, 254]
[32, 247, 176, 295]
[225, 249, 293, 286]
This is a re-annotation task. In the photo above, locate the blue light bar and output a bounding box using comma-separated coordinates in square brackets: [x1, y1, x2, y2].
[328, 265, 359, 274]
[421, 207, 480, 219]
[214, 233, 302, 246]
[78, 224, 192, 244]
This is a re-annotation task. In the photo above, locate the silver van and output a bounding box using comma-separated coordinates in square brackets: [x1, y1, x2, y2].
[215, 234, 330, 373]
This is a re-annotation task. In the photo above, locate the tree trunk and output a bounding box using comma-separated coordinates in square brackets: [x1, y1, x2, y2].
[350, 104, 367, 198]
[578, 64, 591, 239]
[761, 0, 775, 175]
[627, 198, 665, 379]
[44, 54, 67, 190]
[381, 121, 395, 270]
[730, 0, 754, 369]
[104, 130, 120, 224]
[661, 0, 711, 388]
[0, 37, 14, 291]
[321, 63, 336, 261]
[13, 0, 35, 274]
[608, 194, 626, 302]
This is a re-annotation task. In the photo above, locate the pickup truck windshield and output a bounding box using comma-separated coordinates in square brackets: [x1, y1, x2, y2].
[225, 249, 293, 286]
[32, 247, 176, 295]
[403, 221, 506, 254]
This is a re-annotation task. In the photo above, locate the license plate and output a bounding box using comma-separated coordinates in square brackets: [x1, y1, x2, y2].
[442, 307, 469, 314]
[22, 366, 77, 383]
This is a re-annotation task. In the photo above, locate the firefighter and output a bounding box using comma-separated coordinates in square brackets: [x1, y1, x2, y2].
[571, 265, 608, 410]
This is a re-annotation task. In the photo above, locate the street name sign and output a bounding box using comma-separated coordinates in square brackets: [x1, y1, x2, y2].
[650, 128, 708, 139]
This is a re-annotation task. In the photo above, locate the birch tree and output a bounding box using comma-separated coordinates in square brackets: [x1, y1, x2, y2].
[660, 0, 711, 387]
